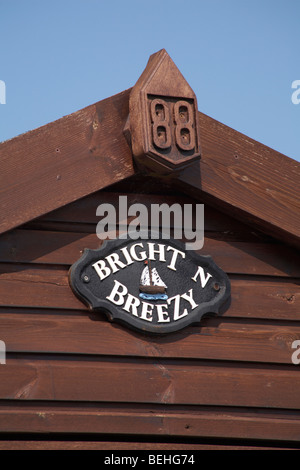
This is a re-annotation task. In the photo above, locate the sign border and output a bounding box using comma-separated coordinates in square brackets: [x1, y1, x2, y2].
[68, 232, 231, 335]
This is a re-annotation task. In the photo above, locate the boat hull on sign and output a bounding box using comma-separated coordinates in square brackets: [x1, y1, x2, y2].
[139, 285, 165, 294]
[139, 292, 168, 301]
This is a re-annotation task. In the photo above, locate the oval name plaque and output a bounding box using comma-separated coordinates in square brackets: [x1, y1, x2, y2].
[69, 234, 231, 335]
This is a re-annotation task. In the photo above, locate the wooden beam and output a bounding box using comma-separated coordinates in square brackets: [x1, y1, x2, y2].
[1, 229, 300, 277]
[0, 69, 299, 249]
[0, 404, 299, 444]
[176, 111, 300, 248]
[1, 357, 300, 409]
[0, 89, 135, 235]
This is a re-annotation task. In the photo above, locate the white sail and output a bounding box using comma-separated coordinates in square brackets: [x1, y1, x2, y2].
[140, 266, 150, 286]
[151, 268, 167, 287]
[140, 266, 167, 288]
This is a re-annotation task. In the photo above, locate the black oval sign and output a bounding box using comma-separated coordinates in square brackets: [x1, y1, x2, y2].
[69, 233, 231, 334]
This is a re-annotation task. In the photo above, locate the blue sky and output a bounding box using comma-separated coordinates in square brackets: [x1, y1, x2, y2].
[1, 0, 299, 161]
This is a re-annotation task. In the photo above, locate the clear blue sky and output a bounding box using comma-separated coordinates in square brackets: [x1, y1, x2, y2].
[1, 0, 299, 161]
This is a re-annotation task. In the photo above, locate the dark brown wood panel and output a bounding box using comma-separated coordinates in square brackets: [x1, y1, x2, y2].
[0, 357, 299, 409]
[0, 441, 288, 450]
[1, 310, 299, 364]
[1, 229, 299, 277]
[0, 403, 299, 443]
[0, 90, 135, 235]
[229, 277, 300, 320]
[0, 51, 299, 451]
[0, 264, 81, 310]
[0, 84, 298, 252]
[178, 112, 300, 248]
[35, 190, 257, 234]
[0, 264, 298, 320]
[0, 184, 299, 447]
[25, 188, 277, 243]
[38, 192, 198, 224]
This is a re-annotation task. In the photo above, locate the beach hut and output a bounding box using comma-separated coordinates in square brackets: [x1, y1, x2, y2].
[0, 50, 299, 450]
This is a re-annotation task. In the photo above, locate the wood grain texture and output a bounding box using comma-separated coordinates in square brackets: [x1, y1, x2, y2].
[0, 90, 135, 235]
[177, 111, 300, 248]
[0, 264, 298, 320]
[0, 440, 290, 450]
[1, 229, 299, 277]
[0, 403, 299, 443]
[1, 357, 300, 409]
[25, 189, 276, 243]
[0, 86, 299, 251]
[1, 309, 299, 364]
[128, 49, 201, 173]
[0, 171, 299, 447]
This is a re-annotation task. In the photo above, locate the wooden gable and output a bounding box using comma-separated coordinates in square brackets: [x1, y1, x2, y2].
[0, 50, 299, 450]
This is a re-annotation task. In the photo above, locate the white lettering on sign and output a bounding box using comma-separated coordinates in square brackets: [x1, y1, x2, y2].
[68, 230, 233, 334]
[92, 259, 111, 281]
[191, 266, 212, 288]
[106, 280, 200, 324]
[166, 246, 185, 270]
[92, 242, 185, 281]
[90, 241, 215, 327]
[167, 295, 188, 321]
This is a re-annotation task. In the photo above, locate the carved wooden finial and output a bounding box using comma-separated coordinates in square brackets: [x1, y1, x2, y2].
[125, 49, 201, 176]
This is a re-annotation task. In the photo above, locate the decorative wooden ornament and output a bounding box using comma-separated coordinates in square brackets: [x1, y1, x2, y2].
[125, 49, 201, 175]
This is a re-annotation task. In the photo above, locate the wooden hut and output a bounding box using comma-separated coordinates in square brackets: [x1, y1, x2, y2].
[0, 49, 299, 451]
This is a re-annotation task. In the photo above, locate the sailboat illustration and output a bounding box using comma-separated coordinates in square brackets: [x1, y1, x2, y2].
[139, 260, 168, 300]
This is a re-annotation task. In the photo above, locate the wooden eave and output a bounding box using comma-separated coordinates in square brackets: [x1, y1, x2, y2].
[0, 52, 299, 249]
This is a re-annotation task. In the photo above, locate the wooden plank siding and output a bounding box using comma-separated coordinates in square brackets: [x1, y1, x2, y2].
[177, 111, 300, 249]
[0, 90, 134, 235]
[1, 90, 299, 252]
[0, 187, 299, 449]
